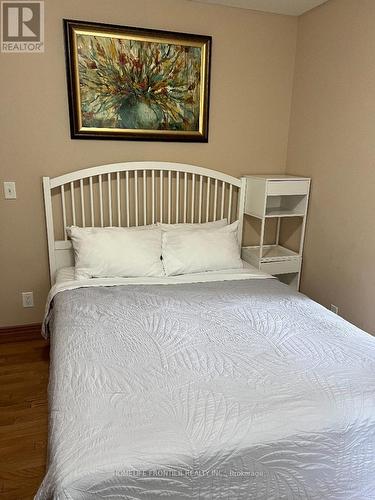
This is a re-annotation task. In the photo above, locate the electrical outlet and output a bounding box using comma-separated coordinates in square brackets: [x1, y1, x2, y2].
[22, 291, 34, 308]
[330, 304, 339, 315]
[4, 181, 16, 199]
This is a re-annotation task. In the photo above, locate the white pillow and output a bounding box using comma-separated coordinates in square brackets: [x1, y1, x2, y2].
[68, 226, 164, 279]
[158, 219, 227, 231]
[161, 220, 243, 276]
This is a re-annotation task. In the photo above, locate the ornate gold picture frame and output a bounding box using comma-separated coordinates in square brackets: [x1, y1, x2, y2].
[64, 19, 211, 142]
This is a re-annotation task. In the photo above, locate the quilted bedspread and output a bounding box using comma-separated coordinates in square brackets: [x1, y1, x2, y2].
[36, 279, 375, 499]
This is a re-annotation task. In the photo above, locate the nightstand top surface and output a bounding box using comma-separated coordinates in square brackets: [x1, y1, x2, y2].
[242, 174, 310, 181]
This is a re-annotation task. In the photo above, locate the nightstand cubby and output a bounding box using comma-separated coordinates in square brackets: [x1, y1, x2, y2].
[241, 175, 311, 289]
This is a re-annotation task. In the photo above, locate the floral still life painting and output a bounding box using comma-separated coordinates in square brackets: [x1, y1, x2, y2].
[64, 20, 211, 141]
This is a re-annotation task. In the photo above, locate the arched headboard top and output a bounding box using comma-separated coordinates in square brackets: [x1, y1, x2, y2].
[48, 161, 242, 189]
[43, 161, 246, 284]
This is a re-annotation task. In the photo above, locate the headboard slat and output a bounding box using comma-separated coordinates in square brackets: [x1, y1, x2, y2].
[198, 175, 203, 223]
[151, 170, 155, 225]
[206, 178, 211, 223]
[61, 185, 67, 241]
[143, 171, 147, 227]
[134, 171, 138, 227]
[168, 171, 172, 224]
[176, 171, 180, 224]
[70, 182, 76, 226]
[98, 175, 103, 227]
[79, 179, 85, 228]
[228, 184, 233, 223]
[183, 172, 188, 223]
[220, 181, 225, 220]
[213, 179, 218, 221]
[116, 172, 121, 227]
[160, 170, 163, 223]
[89, 177, 94, 226]
[125, 171, 130, 227]
[108, 173, 112, 227]
[191, 173, 195, 223]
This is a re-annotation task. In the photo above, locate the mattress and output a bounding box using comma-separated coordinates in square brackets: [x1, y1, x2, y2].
[36, 274, 375, 499]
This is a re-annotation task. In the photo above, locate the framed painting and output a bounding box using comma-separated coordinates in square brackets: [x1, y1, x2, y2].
[64, 19, 211, 142]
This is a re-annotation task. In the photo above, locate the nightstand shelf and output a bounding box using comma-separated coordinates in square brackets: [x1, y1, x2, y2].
[243, 244, 299, 261]
[242, 245, 301, 277]
[241, 175, 310, 289]
[265, 208, 305, 218]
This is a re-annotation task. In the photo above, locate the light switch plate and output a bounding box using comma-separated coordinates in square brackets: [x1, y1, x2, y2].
[4, 181, 16, 199]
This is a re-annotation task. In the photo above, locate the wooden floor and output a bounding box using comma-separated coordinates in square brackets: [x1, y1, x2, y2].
[0, 333, 49, 499]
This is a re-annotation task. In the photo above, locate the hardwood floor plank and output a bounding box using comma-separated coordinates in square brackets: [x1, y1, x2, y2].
[0, 347, 48, 367]
[0, 360, 49, 377]
[0, 334, 49, 499]
[0, 432, 47, 454]
[0, 323, 43, 344]
[0, 403, 47, 426]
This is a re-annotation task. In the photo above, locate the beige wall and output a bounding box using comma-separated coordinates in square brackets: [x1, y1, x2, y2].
[287, 0, 375, 334]
[0, 0, 297, 326]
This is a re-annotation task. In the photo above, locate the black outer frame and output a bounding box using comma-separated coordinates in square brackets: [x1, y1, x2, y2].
[63, 19, 212, 142]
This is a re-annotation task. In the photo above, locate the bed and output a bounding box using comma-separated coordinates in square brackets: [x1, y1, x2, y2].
[36, 162, 375, 499]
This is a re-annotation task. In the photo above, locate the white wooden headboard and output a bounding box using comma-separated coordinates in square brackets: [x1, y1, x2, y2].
[43, 161, 246, 285]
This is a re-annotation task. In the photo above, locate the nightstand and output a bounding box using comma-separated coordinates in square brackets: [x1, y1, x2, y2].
[241, 174, 310, 289]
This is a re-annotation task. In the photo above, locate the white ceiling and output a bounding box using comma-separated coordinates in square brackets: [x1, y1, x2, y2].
[189, 0, 329, 16]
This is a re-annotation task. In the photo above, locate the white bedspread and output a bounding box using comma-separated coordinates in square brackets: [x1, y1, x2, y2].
[36, 274, 375, 499]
